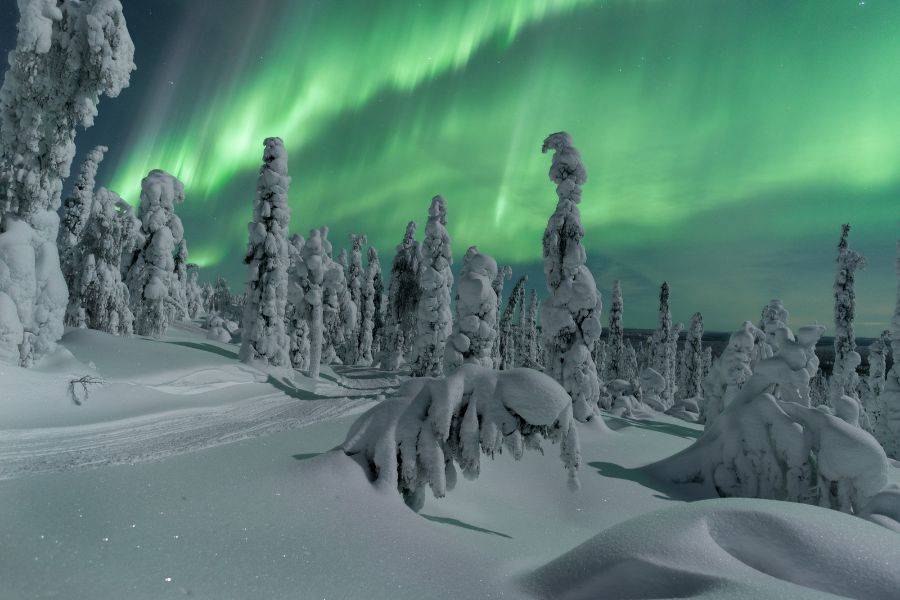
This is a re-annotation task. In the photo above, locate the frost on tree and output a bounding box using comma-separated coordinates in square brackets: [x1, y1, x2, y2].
[59, 145, 107, 293]
[700, 322, 758, 425]
[321, 228, 356, 366]
[882, 241, 900, 459]
[497, 275, 526, 370]
[0, 0, 134, 362]
[410, 195, 453, 377]
[758, 299, 789, 360]
[67, 188, 133, 335]
[445, 246, 498, 372]
[126, 170, 185, 339]
[490, 264, 512, 368]
[605, 280, 626, 381]
[830, 224, 866, 405]
[170, 239, 190, 323]
[647, 322, 898, 519]
[343, 364, 582, 510]
[648, 282, 680, 409]
[239, 137, 291, 369]
[539, 132, 603, 423]
[356, 245, 381, 367]
[381, 221, 421, 370]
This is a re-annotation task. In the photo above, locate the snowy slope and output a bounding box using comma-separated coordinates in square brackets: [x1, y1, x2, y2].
[1, 327, 898, 599]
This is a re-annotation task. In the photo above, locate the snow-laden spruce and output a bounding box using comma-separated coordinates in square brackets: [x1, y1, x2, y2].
[239, 137, 291, 369]
[519, 288, 540, 368]
[830, 224, 866, 406]
[882, 241, 900, 459]
[410, 195, 453, 377]
[700, 321, 758, 425]
[604, 280, 626, 381]
[647, 321, 898, 519]
[497, 275, 527, 370]
[356, 245, 381, 366]
[344, 234, 366, 363]
[289, 228, 330, 379]
[170, 239, 190, 323]
[125, 170, 185, 339]
[648, 282, 681, 409]
[539, 132, 604, 423]
[677, 312, 704, 401]
[285, 233, 309, 372]
[322, 229, 357, 366]
[381, 221, 421, 370]
[185, 264, 203, 319]
[59, 145, 107, 295]
[67, 188, 134, 335]
[444, 246, 498, 372]
[0, 0, 134, 363]
[490, 264, 512, 368]
[343, 364, 581, 509]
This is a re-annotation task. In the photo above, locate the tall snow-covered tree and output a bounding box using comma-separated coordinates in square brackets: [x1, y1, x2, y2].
[286, 233, 310, 372]
[411, 195, 453, 377]
[830, 224, 867, 403]
[239, 137, 291, 369]
[59, 145, 107, 293]
[677, 312, 704, 401]
[69, 187, 133, 335]
[126, 170, 184, 338]
[497, 275, 527, 370]
[539, 132, 603, 423]
[605, 280, 626, 380]
[0, 0, 134, 362]
[520, 288, 540, 368]
[490, 264, 512, 367]
[185, 263, 203, 319]
[356, 245, 381, 366]
[881, 241, 900, 459]
[649, 282, 679, 410]
[382, 221, 421, 370]
[322, 228, 357, 366]
[290, 228, 330, 379]
[344, 233, 366, 362]
[445, 246, 498, 371]
[169, 239, 190, 323]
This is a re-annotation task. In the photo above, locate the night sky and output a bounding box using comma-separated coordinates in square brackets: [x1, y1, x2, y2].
[1, 0, 897, 335]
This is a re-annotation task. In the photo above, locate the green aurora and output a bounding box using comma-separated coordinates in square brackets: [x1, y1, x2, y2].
[39, 0, 900, 333]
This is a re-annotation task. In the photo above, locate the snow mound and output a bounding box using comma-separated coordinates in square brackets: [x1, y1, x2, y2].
[523, 498, 900, 600]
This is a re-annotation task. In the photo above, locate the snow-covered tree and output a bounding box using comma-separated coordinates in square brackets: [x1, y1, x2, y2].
[881, 241, 900, 459]
[289, 228, 330, 379]
[322, 229, 357, 366]
[648, 282, 680, 410]
[830, 224, 867, 404]
[239, 137, 291, 369]
[116, 198, 142, 279]
[678, 312, 704, 401]
[539, 132, 603, 423]
[126, 170, 185, 338]
[169, 239, 190, 322]
[344, 233, 366, 362]
[0, 0, 134, 362]
[701, 322, 758, 425]
[185, 264, 203, 319]
[356, 245, 381, 366]
[445, 246, 498, 371]
[647, 321, 899, 519]
[285, 233, 309, 372]
[490, 264, 512, 367]
[67, 187, 133, 334]
[520, 288, 540, 368]
[371, 246, 386, 361]
[497, 275, 527, 370]
[410, 195, 453, 377]
[381, 221, 421, 370]
[604, 280, 626, 381]
[343, 364, 582, 509]
[59, 145, 107, 292]
[861, 339, 888, 438]
[210, 276, 232, 317]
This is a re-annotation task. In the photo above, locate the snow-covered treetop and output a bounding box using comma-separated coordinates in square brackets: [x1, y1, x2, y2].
[541, 131, 587, 205]
[252, 137, 291, 230]
[139, 169, 184, 234]
[421, 195, 452, 271]
[15, 0, 62, 54]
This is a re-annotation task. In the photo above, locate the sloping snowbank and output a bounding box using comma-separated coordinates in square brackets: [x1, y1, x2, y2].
[524, 497, 900, 600]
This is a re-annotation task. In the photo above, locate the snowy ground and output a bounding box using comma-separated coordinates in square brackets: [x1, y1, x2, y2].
[1, 326, 898, 599]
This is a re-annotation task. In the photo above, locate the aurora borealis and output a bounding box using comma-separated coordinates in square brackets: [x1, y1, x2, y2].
[2, 0, 897, 334]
